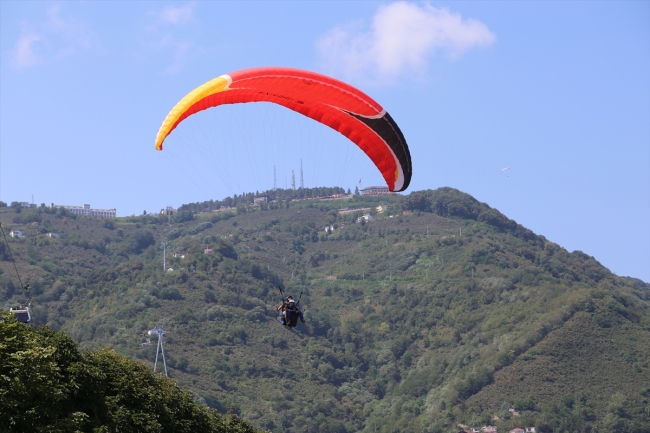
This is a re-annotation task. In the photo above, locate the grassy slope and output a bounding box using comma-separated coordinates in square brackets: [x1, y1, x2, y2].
[1, 189, 649, 433]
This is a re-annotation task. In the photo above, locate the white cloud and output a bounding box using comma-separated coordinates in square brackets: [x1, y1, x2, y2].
[159, 4, 194, 25]
[13, 31, 41, 68]
[10, 3, 98, 69]
[317, 2, 496, 83]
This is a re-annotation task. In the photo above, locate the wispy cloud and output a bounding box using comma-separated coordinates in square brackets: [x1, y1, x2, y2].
[13, 31, 41, 68]
[141, 2, 197, 75]
[11, 3, 98, 69]
[159, 4, 194, 25]
[317, 2, 496, 84]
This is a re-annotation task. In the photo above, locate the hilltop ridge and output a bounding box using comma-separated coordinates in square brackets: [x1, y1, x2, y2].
[1, 187, 648, 432]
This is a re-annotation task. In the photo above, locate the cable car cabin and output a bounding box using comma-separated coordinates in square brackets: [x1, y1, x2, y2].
[9, 306, 31, 323]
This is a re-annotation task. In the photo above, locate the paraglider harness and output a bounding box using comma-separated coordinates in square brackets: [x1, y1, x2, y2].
[277, 286, 303, 328]
[0, 221, 32, 323]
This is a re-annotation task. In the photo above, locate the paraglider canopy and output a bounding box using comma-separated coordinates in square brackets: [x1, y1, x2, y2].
[155, 67, 412, 192]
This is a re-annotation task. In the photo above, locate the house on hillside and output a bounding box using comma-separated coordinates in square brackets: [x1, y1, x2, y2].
[357, 214, 373, 223]
[253, 196, 268, 206]
[173, 252, 186, 258]
[9, 230, 23, 238]
[509, 429, 525, 433]
[51, 203, 116, 218]
[360, 186, 393, 196]
[525, 429, 536, 433]
[204, 248, 213, 254]
[482, 427, 497, 433]
[46, 232, 60, 238]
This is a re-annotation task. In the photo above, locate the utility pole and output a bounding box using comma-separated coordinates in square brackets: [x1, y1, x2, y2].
[161, 242, 168, 272]
[166, 206, 173, 226]
[149, 319, 168, 377]
[300, 159, 304, 189]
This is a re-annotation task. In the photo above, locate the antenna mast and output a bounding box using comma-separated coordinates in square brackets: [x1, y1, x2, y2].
[273, 165, 277, 190]
[291, 169, 296, 190]
[300, 159, 304, 189]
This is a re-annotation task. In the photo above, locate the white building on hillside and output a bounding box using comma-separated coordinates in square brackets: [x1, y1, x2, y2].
[361, 186, 394, 196]
[357, 214, 373, 223]
[9, 230, 24, 238]
[253, 196, 268, 206]
[51, 203, 116, 218]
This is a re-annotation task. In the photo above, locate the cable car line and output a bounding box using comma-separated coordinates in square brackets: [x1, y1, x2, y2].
[0, 220, 32, 323]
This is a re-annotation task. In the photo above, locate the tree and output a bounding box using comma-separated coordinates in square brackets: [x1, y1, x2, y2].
[0, 314, 262, 433]
[354, 186, 360, 195]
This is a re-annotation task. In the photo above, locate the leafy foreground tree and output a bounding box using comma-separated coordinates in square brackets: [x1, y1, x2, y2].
[0, 314, 262, 433]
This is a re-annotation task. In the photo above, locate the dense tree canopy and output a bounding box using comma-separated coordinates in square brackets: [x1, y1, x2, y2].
[0, 314, 261, 433]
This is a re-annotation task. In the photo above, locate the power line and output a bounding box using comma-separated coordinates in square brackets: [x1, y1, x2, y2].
[0, 221, 32, 322]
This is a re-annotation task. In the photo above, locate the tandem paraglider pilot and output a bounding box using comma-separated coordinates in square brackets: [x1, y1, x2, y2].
[276, 296, 305, 327]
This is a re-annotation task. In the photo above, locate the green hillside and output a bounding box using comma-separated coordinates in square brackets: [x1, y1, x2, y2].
[1, 188, 648, 433]
[0, 313, 262, 433]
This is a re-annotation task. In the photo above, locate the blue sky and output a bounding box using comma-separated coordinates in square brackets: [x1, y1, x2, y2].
[1, 1, 648, 282]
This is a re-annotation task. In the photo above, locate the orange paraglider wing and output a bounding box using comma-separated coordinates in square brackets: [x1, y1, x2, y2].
[155, 67, 411, 192]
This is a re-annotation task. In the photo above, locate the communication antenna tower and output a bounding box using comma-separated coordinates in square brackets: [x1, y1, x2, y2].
[148, 319, 168, 377]
[300, 159, 304, 189]
[273, 165, 277, 190]
[291, 169, 296, 190]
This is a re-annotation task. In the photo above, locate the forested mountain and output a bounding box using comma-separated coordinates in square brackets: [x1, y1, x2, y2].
[1, 188, 648, 433]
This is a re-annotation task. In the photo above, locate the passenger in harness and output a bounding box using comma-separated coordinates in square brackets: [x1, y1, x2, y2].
[276, 296, 305, 327]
